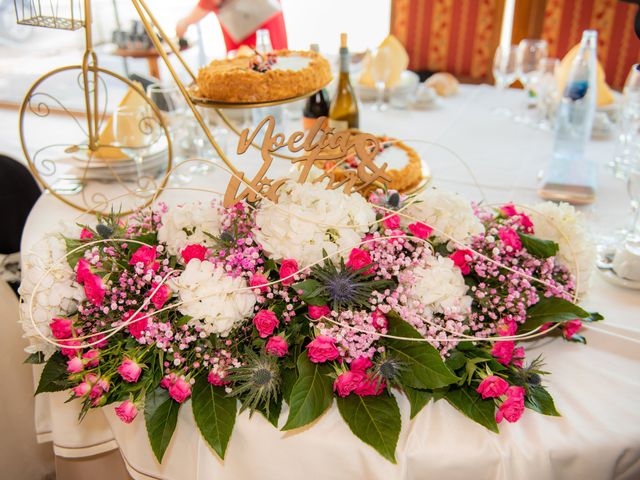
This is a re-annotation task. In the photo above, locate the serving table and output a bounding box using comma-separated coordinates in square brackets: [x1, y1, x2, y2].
[18, 85, 640, 480]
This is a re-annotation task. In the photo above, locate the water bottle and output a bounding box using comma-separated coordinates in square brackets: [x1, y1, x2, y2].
[539, 30, 598, 204]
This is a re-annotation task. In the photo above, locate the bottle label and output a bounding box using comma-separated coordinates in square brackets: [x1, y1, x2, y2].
[328, 118, 349, 131]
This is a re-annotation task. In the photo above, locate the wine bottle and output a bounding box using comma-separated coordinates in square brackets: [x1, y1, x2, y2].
[303, 44, 330, 130]
[329, 33, 359, 131]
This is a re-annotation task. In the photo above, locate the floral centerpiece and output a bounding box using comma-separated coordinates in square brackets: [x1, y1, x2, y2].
[20, 182, 601, 463]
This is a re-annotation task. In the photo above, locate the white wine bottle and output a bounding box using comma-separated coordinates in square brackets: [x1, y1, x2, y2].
[329, 33, 359, 131]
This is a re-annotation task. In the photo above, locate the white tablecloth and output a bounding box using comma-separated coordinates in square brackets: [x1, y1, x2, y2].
[18, 85, 640, 479]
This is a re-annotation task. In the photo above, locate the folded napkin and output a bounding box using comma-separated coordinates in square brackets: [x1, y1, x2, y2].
[359, 34, 409, 89]
[96, 84, 148, 160]
[557, 43, 614, 107]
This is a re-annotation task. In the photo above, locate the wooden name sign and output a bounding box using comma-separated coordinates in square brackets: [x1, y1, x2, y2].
[223, 115, 391, 206]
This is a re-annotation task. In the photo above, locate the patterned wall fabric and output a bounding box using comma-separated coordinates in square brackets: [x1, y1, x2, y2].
[391, 0, 501, 81]
[542, 0, 640, 89]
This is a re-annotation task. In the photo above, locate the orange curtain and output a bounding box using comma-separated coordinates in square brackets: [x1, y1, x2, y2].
[390, 0, 503, 82]
[542, 0, 640, 89]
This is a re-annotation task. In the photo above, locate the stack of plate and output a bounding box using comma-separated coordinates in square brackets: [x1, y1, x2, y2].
[66, 137, 169, 182]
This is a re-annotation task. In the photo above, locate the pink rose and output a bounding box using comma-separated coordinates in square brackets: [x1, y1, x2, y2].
[476, 375, 509, 399]
[500, 204, 534, 233]
[383, 214, 401, 229]
[563, 319, 583, 339]
[181, 244, 208, 264]
[491, 340, 515, 366]
[253, 310, 279, 338]
[306, 335, 340, 363]
[496, 318, 517, 337]
[80, 228, 94, 239]
[354, 376, 386, 396]
[168, 376, 191, 403]
[149, 282, 171, 310]
[67, 356, 84, 373]
[118, 358, 142, 383]
[83, 273, 106, 306]
[389, 229, 406, 244]
[160, 374, 175, 390]
[512, 347, 525, 368]
[265, 335, 289, 357]
[60, 339, 81, 358]
[50, 317, 73, 339]
[498, 227, 522, 252]
[496, 386, 525, 423]
[518, 213, 534, 233]
[89, 378, 109, 400]
[250, 273, 269, 293]
[334, 370, 366, 397]
[75, 258, 93, 284]
[350, 356, 373, 372]
[115, 400, 138, 424]
[129, 245, 159, 272]
[124, 309, 148, 339]
[449, 249, 474, 275]
[371, 310, 388, 331]
[72, 381, 90, 397]
[346, 248, 374, 274]
[500, 203, 518, 217]
[408, 222, 433, 239]
[279, 259, 299, 286]
[82, 349, 100, 368]
[207, 370, 229, 386]
[308, 305, 330, 320]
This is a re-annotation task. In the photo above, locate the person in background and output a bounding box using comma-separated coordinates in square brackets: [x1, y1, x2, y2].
[176, 0, 288, 53]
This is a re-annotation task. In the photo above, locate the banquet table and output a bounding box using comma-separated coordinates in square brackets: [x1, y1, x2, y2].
[17, 84, 640, 480]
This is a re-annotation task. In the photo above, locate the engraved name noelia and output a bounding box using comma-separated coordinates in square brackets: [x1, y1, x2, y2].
[223, 115, 391, 206]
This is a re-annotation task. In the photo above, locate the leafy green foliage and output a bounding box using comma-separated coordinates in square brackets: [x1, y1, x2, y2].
[24, 351, 45, 364]
[36, 352, 72, 394]
[525, 385, 560, 417]
[383, 312, 459, 389]
[518, 233, 559, 258]
[445, 386, 499, 433]
[404, 387, 434, 419]
[337, 393, 401, 463]
[191, 376, 237, 459]
[521, 297, 602, 333]
[144, 387, 181, 463]
[282, 354, 333, 431]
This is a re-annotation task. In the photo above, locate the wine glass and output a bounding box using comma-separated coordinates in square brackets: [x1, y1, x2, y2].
[147, 83, 192, 183]
[627, 161, 640, 240]
[516, 39, 548, 107]
[370, 46, 393, 112]
[493, 45, 518, 90]
[533, 58, 560, 129]
[612, 64, 640, 179]
[112, 105, 154, 192]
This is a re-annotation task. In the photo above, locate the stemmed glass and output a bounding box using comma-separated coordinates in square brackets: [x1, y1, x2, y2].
[112, 104, 154, 193]
[492, 45, 518, 115]
[147, 83, 192, 184]
[533, 58, 560, 130]
[370, 46, 393, 112]
[516, 39, 548, 111]
[612, 64, 640, 179]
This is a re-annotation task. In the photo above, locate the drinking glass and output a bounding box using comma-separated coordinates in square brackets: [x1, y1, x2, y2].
[493, 45, 518, 90]
[534, 58, 560, 129]
[112, 105, 154, 191]
[370, 46, 393, 112]
[516, 39, 548, 107]
[612, 64, 640, 179]
[628, 162, 640, 239]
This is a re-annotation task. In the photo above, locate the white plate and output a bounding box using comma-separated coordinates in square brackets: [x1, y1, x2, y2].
[597, 267, 640, 290]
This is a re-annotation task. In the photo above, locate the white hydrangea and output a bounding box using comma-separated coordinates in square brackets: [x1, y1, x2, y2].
[157, 202, 222, 257]
[171, 259, 256, 336]
[254, 181, 376, 267]
[405, 188, 484, 248]
[527, 202, 595, 294]
[19, 225, 85, 356]
[409, 256, 472, 320]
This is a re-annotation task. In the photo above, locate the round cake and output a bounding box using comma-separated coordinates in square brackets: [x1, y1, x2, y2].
[318, 133, 423, 193]
[195, 49, 332, 103]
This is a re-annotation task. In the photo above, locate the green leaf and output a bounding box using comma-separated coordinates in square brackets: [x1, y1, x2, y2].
[404, 387, 433, 419]
[525, 386, 560, 417]
[24, 351, 45, 364]
[521, 297, 598, 333]
[64, 237, 86, 268]
[337, 393, 401, 463]
[257, 395, 282, 427]
[445, 350, 466, 371]
[445, 387, 499, 433]
[144, 387, 180, 463]
[191, 376, 237, 459]
[294, 279, 328, 306]
[281, 367, 298, 403]
[384, 313, 459, 389]
[518, 233, 559, 258]
[35, 352, 71, 394]
[282, 354, 333, 430]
